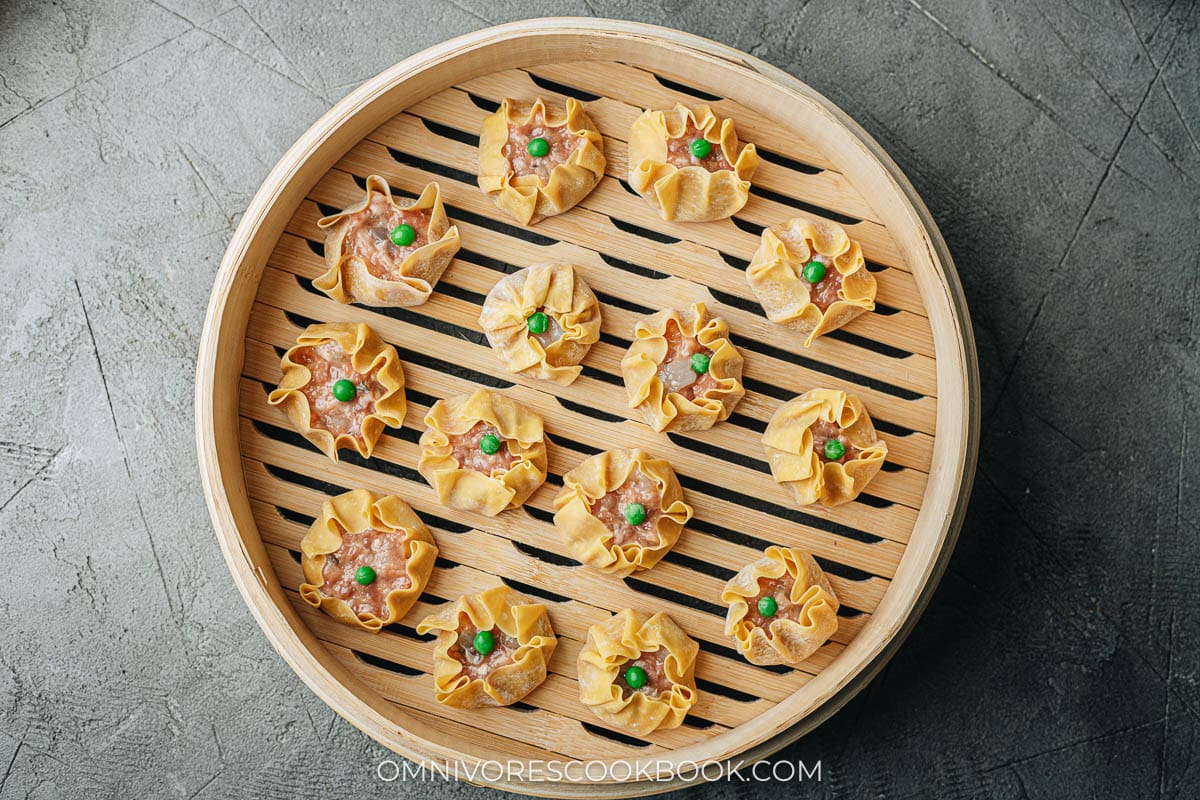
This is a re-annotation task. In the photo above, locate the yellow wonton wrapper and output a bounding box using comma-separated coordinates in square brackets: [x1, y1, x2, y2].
[762, 389, 888, 507]
[417, 389, 548, 516]
[267, 322, 407, 462]
[479, 262, 601, 386]
[314, 175, 462, 307]
[621, 302, 745, 432]
[722, 546, 839, 666]
[552, 448, 693, 576]
[628, 104, 760, 222]
[747, 217, 877, 346]
[478, 97, 606, 226]
[416, 586, 558, 708]
[298, 489, 438, 632]
[577, 609, 699, 736]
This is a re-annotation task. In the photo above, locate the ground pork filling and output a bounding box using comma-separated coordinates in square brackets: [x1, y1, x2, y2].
[656, 319, 718, 402]
[665, 121, 734, 172]
[804, 254, 845, 312]
[342, 191, 432, 281]
[448, 420, 518, 475]
[615, 648, 672, 700]
[448, 622, 519, 681]
[809, 419, 861, 464]
[588, 469, 663, 548]
[743, 573, 813, 631]
[529, 310, 565, 351]
[320, 526, 412, 618]
[504, 112, 582, 183]
[293, 340, 384, 439]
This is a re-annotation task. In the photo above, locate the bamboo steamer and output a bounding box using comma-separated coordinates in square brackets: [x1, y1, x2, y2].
[195, 18, 978, 796]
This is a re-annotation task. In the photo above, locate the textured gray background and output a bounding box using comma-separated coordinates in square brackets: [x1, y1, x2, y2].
[1, 0, 1197, 797]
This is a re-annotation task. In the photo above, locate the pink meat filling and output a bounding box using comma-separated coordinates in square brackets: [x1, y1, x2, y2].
[804, 255, 844, 312]
[342, 191, 432, 280]
[743, 574, 811, 630]
[293, 340, 384, 439]
[449, 421, 517, 474]
[615, 648, 672, 700]
[504, 113, 582, 183]
[656, 319, 718, 402]
[809, 419, 861, 464]
[589, 469, 663, 548]
[320, 526, 412, 618]
[448, 623, 520, 681]
[665, 121, 734, 172]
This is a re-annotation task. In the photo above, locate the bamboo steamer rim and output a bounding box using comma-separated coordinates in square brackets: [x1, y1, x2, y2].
[195, 17, 979, 796]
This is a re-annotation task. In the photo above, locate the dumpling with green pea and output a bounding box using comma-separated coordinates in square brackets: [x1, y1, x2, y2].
[628, 103, 759, 222]
[313, 174, 460, 308]
[620, 302, 745, 432]
[553, 448, 693, 577]
[267, 321, 407, 463]
[577, 608, 699, 736]
[722, 546, 840, 667]
[746, 216, 876, 346]
[416, 586, 557, 708]
[479, 262, 601, 386]
[477, 97, 606, 226]
[298, 489, 437, 633]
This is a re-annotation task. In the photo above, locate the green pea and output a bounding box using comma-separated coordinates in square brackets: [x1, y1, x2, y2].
[390, 223, 415, 247]
[527, 137, 550, 158]
[689, 138, 712, 160]
[623, 665, 648, 689]
[331, 379, 357, 402]
[355, 566, 377, 586]
[479, 434, 502, 456]
[473, 629, 495, 656]
[527, 311, 550, 335]
[824, 439, 846, 461]
[757, 595, 778, 618]
[802, 260, 827, 284]
[623, 503, 647, 526]
[690, 353, 710, 374]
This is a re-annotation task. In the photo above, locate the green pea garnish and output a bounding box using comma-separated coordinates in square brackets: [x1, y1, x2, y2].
[355, 566, 377, 585]
[802, 260, 827, 284]
[757, 596, 778, 618]
[332, 379, 357, 402]
[623, 503, 647, 526]
[527, 137, 550, 158]
[690, 353, 710, 374]
[473, 629, 495, 656]
[824, 439, 846, 461]
[479, 434, 502, 456]
[390, 223, 415, 247]
[689, 138, 712, 160]
[623, 665, 648, 689]
[527, 311, 550, 335]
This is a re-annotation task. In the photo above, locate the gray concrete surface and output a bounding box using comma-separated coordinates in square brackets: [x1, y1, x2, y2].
[1, 0, 1197, 797]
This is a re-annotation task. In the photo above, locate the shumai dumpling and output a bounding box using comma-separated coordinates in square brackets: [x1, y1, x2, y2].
[478, 97, 606, 226]
[299, 489, 438, 632]
[417, 389, 548, 516]
[763, 388, 888, 507]
[314, 175, 461, 307]
[621, 302, 745, 432]
[553, 449, 693, 576]
[747, 217, 876, 346]
[628, 104, 759, 222]
[479, 262, 601, 386]
[417, 586, 557, 708]
[722, 546, 839, 667]
[268, 322, 406, 462]
[577, 609, 699, 736]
